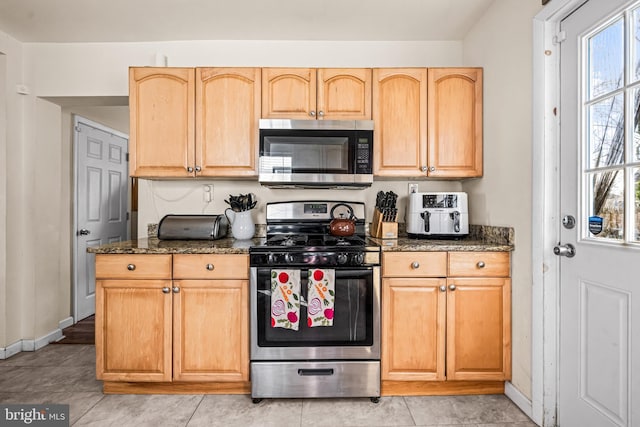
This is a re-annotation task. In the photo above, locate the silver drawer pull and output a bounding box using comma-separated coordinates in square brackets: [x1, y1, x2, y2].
[298, 368, 334, 376]
[172, 286, 180, 293]
[439, 285, 446, 292]
[477, 261, 486, 268]
[449, 284, 456, 291]
[162, 287, 170, 294]
[206, 263, 214, 271]
[127, 264, 136, 271]
[411, 261, 420, 269]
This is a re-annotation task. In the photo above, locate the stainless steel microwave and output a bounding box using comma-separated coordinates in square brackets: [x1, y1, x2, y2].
[258, 119, 374, 189]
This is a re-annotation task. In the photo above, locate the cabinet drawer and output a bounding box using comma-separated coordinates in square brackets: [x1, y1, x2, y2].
[95, 254, 172, 279]
[173, 254, 249, 279]
[448, 252, 510, 277]
[382, 252, 447, 277]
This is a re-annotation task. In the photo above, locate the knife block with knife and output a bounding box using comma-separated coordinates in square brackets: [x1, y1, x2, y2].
[371, 191, 398, 239]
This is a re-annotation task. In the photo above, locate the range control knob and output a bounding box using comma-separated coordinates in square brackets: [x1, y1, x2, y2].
[336, 253, 349, 265]
[284, 253, 296, 264]
[351, 252, 365, 265]
[267, 253, 276, 264]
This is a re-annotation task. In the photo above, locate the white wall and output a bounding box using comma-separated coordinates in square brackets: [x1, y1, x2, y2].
[27, 40, 464, 96]
[462, 0, 544, 399]
[138, 180, 462, 237]
[0, 30, 28, 350]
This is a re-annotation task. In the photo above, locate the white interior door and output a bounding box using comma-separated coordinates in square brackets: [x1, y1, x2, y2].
[75, 116, 129, 321]
[560, 1, 640, 425]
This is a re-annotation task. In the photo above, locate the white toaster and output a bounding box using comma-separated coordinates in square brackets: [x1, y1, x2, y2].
[406, 192, 469, 238]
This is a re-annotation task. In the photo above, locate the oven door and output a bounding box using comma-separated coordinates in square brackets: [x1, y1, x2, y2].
[250, 266, 380, 360]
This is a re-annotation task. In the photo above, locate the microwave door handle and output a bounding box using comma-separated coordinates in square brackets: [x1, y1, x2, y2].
[420, 211, 430, 233]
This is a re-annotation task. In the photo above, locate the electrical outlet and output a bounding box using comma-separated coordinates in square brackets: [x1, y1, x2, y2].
[202, 184, 213, 203]
[408, 183, 418, 194]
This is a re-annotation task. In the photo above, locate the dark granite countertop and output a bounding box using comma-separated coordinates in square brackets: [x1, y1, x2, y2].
[88, 224, 513, 254]
[87, 236, 265, 254]
[370, 236, 513, 252]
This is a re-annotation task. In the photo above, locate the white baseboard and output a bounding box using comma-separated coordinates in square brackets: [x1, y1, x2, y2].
[0, 340, 23, 360]
[59, 316, 74, 330]
[505, 381, 537, 425]
[0, 317, 72, 359]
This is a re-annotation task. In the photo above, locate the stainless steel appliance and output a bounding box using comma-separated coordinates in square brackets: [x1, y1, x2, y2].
[406, 192, 469, 238]
[249, 201, 381, 402]
[258, 119, 374, 188]
[157, 214, 228, 240]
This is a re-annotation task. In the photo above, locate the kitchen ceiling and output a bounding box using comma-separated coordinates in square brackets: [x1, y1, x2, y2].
[0, 0, 495, 43]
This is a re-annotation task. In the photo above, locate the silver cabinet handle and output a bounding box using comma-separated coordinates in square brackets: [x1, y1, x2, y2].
[449, 284, 456, 291]
[310, 111, 316, 117]
[318, 110, 325, 117]
[477, 261, 486, 268]
[195, 166, 201, 172]
[172, 286, 180, 293]
[439, 285, 446, 292]
[206, 263, 214, 271]
[421, 166, 427, 172]
[429, 166, 436, 172]
[79, 229, 90, 236]
[162, 287, 170, 294]
[187, 166, 194, 173]
[411, 261, 420, 269]
[127, 264, 136, 271]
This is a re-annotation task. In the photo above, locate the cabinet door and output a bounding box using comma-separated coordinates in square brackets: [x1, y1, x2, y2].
[96, 279, 172, 382]
[262, 68, 317, 119]
[129, 67, 195, 177]
[173, 279, 249, 382]
[446, 277, 511, 381]
[373, 68, 428, 177]
[196, 68, 260, 177]
[317, 69, 372, 120]
[427, 68, 483, 178]
[382, 278, 446, 381]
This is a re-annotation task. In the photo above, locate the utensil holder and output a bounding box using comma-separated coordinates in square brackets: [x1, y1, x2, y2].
[371, 209, 398, 239]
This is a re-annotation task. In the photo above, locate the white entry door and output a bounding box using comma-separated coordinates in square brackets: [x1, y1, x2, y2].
[560, 1, 640, 426]
[75, 117, 129, 321]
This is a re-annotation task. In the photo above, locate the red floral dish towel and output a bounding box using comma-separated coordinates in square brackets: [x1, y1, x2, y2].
[271, 269, 300, 330]
[307, 269, 335, 327]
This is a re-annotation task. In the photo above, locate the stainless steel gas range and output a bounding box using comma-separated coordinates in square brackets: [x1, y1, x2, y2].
[249, 201, 381, 402]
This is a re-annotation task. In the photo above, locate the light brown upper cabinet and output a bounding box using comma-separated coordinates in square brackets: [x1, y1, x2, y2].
[427, 68, 483, 178]
[129, 67, 195, 178]
[129, 67, 260, 178]
[262, 68, 372, 120]
[373, 67, 483, 178]
[373, 68, 428, 177]
[196, 68, 260, 177]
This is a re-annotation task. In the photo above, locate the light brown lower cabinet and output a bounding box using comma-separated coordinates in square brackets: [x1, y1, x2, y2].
[95, 253, 249, 393]
[172, 254, 249, 383]
[381, 251, 511, 395]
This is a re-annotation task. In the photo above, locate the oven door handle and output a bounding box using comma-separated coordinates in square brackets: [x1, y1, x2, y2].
[297, 368, 334, 376]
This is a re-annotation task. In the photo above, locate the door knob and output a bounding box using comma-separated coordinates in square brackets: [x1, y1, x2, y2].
[78, 229, 90, 236]
[562, 215, 576, 229]
[553, 243, 576, 258]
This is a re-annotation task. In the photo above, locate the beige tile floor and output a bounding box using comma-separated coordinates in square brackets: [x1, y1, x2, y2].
[0, 345, 537, 427]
